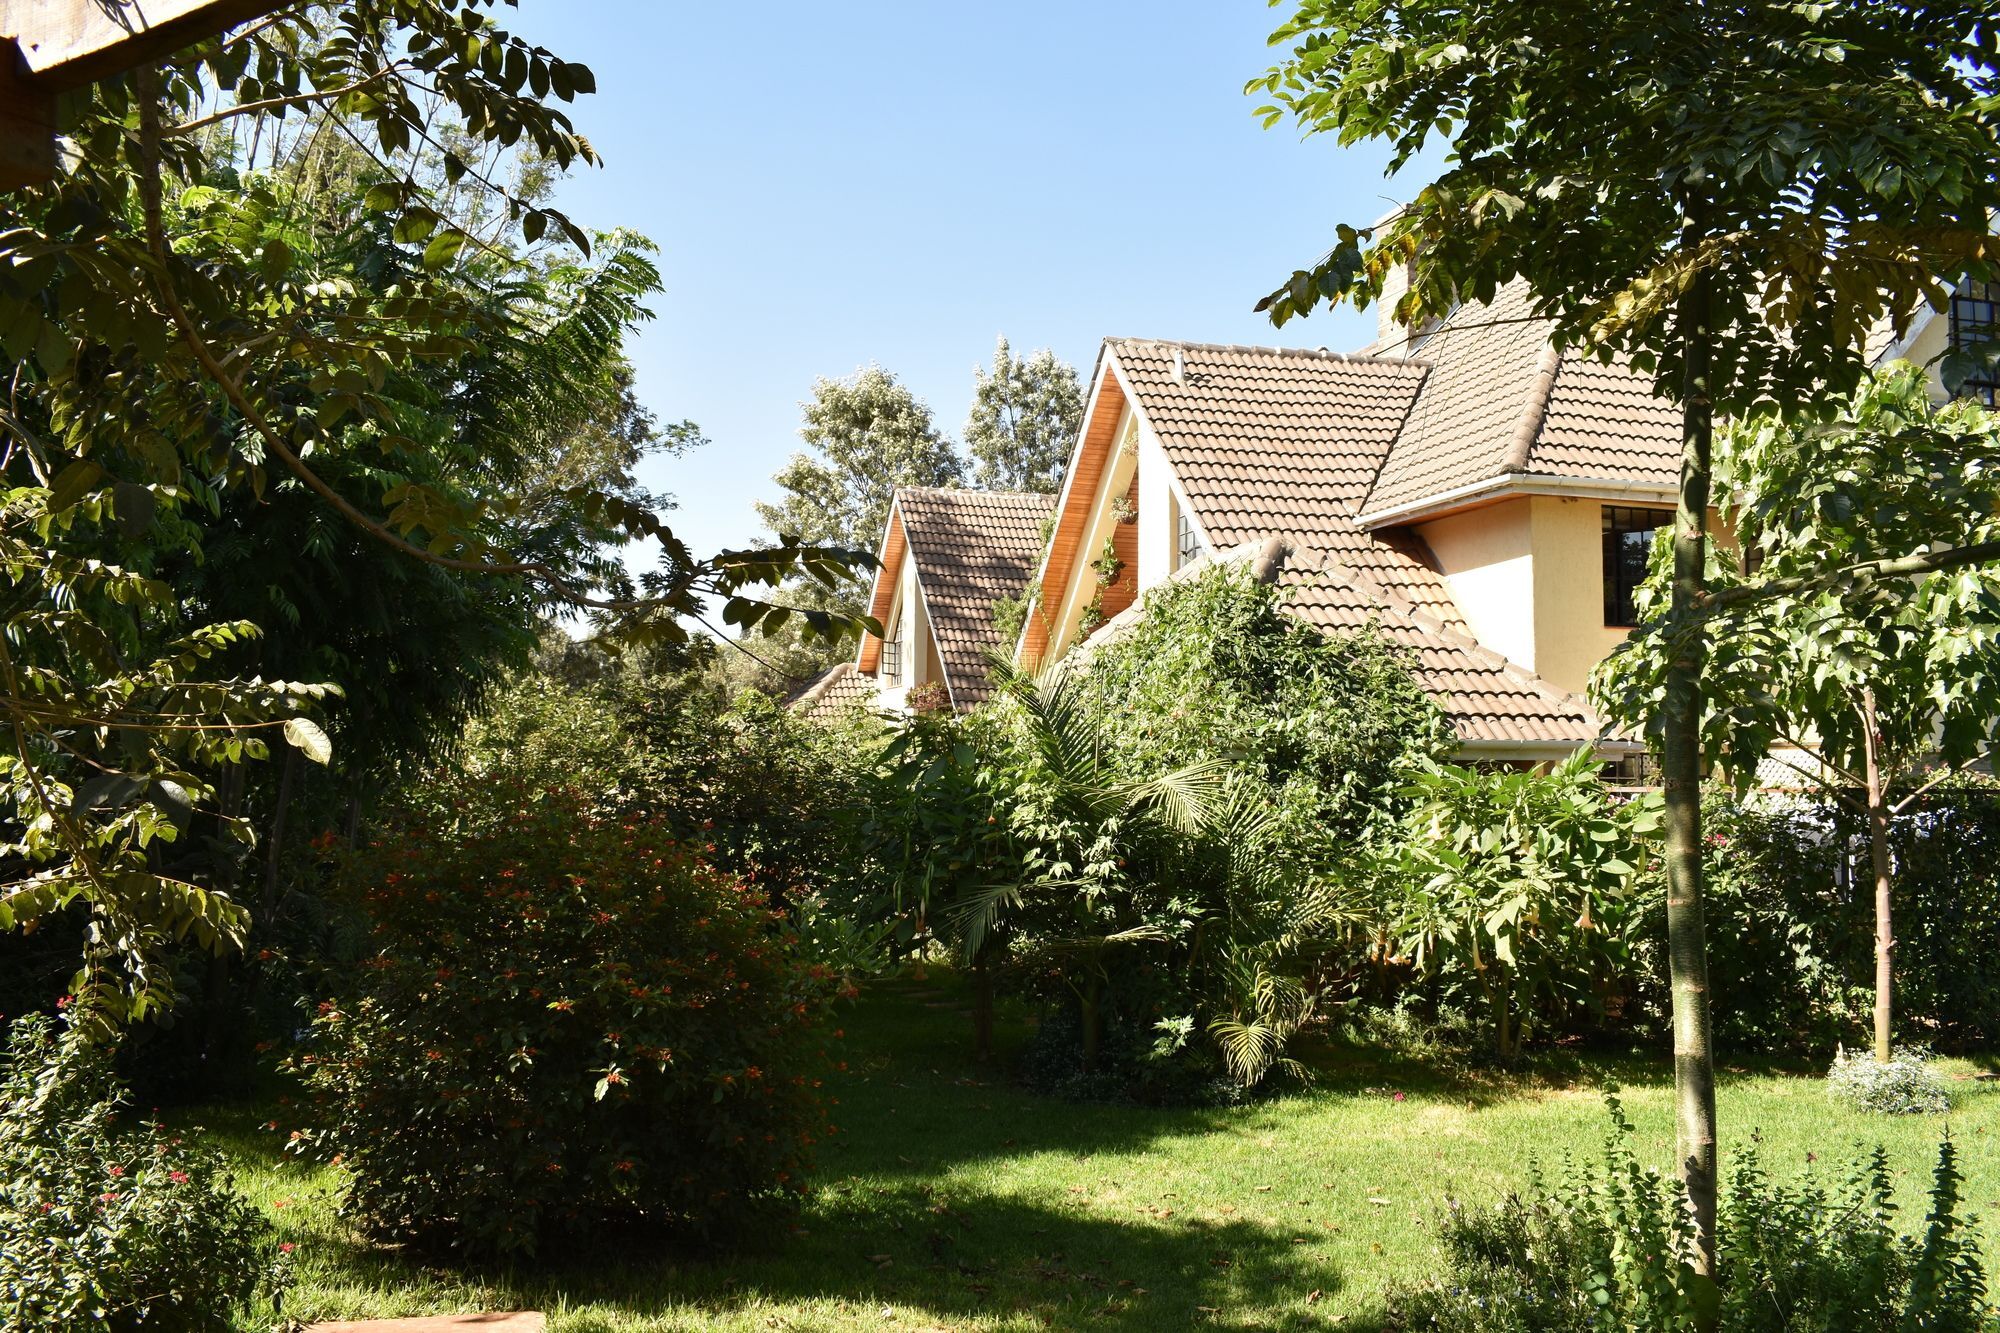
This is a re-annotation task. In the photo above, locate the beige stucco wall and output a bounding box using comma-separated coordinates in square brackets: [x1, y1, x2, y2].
[1419, 499, 1538, 670]
[1419, 494, 1667, 697]
[1529, 495, 1639, 697]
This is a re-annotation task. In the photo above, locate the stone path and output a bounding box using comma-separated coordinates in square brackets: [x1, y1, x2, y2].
[305, 1315, 544, 1333]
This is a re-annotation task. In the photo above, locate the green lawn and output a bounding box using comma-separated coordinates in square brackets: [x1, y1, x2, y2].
[209, 976, 1999, 1331]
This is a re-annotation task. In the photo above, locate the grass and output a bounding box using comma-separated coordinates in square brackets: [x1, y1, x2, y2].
[205, 975, 2000, 1331]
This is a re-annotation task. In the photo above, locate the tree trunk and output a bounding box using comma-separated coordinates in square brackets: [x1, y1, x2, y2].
[260, 746, 300, 918]
[1080, 975, 1103, 1073]
[973, 951, 994, 1063]
[1860, 688, 1895, 1064]
[1663, 265, 1721, 1286]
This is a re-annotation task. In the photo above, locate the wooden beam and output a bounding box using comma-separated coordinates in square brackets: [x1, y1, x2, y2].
[0, 0, 285, 189]
[2, 0, 281, 92]
[0, 40, 54, 191]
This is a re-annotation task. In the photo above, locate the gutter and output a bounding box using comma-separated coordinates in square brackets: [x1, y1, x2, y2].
[1355, 472, 1677, 529]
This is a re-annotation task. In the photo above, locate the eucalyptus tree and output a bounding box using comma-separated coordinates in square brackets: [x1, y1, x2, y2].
[757, 365, 965, 556]
[965, 337, 1083, 494]
[0, 2, 867, 1031]
[1254, 0, 2000, 1281]
[1597, 366, 2000, 1066]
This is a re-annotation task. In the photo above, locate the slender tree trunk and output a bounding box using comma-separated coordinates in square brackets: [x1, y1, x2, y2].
[1860, 688, 1895, 1064]
[260, 747, 300, 918]
[1081, 975, 1103, 1073]
[1663, 265, 1721, 1285]
[973, 950, 994, 1063]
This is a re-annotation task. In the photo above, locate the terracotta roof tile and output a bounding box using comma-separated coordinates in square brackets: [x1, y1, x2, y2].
[1362, 283, 1683, 517]
[790, 662, 879, 721]
[896, 487, 1055, 707]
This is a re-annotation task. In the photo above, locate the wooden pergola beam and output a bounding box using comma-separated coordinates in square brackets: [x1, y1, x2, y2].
[0, 0, 286, 189]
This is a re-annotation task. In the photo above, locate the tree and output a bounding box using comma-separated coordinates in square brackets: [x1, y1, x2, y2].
[0, 2, 867, 1032]
[756, 365, 964, 555]
[964, 337, 1083, 493]
[1381, 751, 1662, 1062]
[1597, 366, 2000, 1065]
[1255, 0, 2000, 1282]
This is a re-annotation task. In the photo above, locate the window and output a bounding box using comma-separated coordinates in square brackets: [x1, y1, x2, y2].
[1176, 509, 1203, 570]
[1951, 279, 2000, 406]
[879, 635, 901, 682]
[1602, 506, 1672, 627]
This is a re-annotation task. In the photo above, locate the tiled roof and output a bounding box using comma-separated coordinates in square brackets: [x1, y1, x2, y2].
[790, 662, 879, 721]
[1105, 339, 1465, 629]
[1080, 537, 1603, 751]
[896, 486, 1055, 708]
[1361, 283, 1682, 518]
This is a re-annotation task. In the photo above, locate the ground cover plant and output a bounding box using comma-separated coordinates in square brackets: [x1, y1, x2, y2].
[203, 976, 1998, 1331]
[285, 781, 844, 1261]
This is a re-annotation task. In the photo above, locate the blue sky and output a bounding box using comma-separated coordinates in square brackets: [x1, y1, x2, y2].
[506, 2, 1426, 567]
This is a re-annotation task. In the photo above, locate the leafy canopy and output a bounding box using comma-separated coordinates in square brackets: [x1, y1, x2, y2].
[965, 337, 1084, 494]
[1252, 1, 2000, 409]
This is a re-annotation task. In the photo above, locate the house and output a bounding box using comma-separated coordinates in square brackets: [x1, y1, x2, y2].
[848, 486, 1055, 713]
[838, 279, 1968, 762]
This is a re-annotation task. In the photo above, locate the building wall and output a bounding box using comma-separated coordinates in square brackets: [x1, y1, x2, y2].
[1418, 499, 1537, 670]
[1419, 494, 1668, 698]
[1135, 417, 1179, 591]
[1529, 495, 1637, 697]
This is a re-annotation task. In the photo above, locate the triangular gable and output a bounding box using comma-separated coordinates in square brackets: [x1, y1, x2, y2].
[1016, 349, 1129, 667]
[854, 500, 908, 675]
[895, 487, 1054, 707]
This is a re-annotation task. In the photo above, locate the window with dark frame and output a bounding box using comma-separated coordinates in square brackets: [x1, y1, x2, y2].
[1950, 279, 2000, 406]
[1602, 506, 1672, 627]
[1176, 510, 1202, 569]
[879, 636, 901, 682]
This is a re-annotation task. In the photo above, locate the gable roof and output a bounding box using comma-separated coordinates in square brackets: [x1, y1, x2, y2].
[858, 486, 1055, 708]
[1103, 338, 1463, 627]
[1357, 283, 1682, 522]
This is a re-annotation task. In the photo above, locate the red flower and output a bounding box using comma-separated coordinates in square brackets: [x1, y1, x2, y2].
[168, 1171, 189, 1185]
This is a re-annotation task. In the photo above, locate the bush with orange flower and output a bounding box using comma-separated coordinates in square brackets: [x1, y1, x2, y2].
[286, 782, 843, 1261]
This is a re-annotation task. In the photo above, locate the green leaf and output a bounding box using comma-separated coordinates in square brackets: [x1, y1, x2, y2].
[422, 230, 467, 272]
[283, 716, 333, 766]
[48, 459, 104, 512]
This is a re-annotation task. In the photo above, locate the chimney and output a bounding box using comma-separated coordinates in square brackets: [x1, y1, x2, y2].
[1370, 203, 1415, 353]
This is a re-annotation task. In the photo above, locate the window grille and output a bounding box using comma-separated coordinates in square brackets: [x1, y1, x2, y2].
[879, 636, 901, 681]
[1176, 510, 1203, 569]
[1950, 280, 2000, 406]
[1602, 506, 1672, 627]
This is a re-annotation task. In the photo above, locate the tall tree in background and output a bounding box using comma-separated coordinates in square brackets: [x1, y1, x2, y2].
[965, 337, 1083, 493]
[757, 366, 964, 558]
[1254, 0, 2000, 1289]
[1597, 366, 2000, 1067]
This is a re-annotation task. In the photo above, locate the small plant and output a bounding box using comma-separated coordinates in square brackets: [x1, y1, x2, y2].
[1827, 1045, 1952, 1115]
[1382, 1094, 1995, 1331]
[906, 679, 952, 715]
[289, 783, 845, 1261]
[0, 1016, 283, 1332]
[1109, 493, 1138, 525]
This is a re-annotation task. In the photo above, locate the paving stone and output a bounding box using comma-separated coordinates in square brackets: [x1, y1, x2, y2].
[305, 1314, 543, 1333]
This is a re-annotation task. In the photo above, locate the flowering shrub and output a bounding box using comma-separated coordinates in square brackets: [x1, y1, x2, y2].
[1827, 1046, 1953, 1115]
[0, 1016, 282, 1331]
[289, 783, 844, 1261]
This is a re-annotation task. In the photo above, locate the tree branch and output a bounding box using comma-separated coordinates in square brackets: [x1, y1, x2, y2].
[1699, 539, 2000, 614]
[165, 64, 407, 139]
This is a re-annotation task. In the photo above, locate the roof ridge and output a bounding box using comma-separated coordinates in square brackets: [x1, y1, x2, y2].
[1502, 342, 1564, 474]
[1106, 335, 1430, 369]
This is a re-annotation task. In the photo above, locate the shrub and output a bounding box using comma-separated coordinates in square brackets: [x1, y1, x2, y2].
[1377, 751, 1662, 1060]
[1827, 1046, 1952, 1116]
[1382, 1097, 1994, 1331]
[0, 1016, 281, 1331]
[289, 783, 844, 1261]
